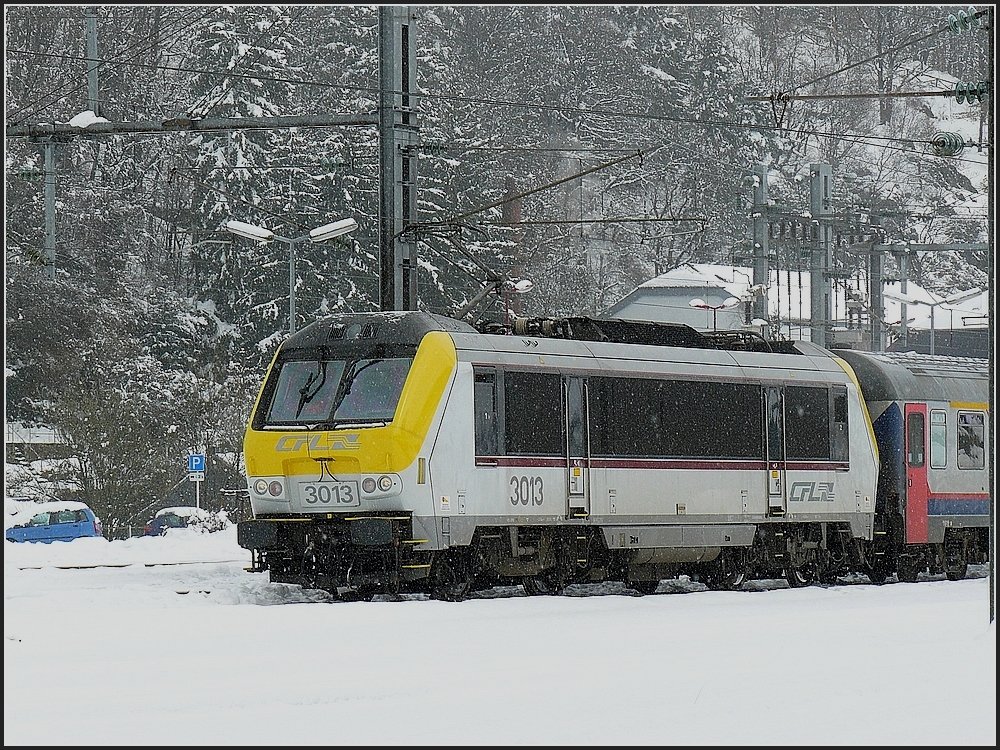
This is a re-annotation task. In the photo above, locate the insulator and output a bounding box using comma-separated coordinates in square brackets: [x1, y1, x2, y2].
[954, 80, 988, 104]
[930, 131, 966, 157]
[948, 6, 980, 34]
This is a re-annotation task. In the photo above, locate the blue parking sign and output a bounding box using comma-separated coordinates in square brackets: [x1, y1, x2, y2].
[187, 453, 206, 473]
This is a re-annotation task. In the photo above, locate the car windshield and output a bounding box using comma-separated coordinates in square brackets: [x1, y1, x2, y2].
[263, 357, 413, 428]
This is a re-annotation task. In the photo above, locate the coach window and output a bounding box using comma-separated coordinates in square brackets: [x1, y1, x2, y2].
[929, 410, 947, 469]
[785, 386, 830, 460]
[956, 411, 985, 469]
[830, 386, 849, 462]
[504, 371, 563, 455]
[474, 368, 499, 456]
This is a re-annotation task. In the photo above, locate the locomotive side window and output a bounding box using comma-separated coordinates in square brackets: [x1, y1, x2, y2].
[785, 386, 830, 460]
[906, 412, 925, 467]
[956, 411, 985, 469]
[504, 371, 563, 455]
[474, 368, 499, 456]
[663, 380, 762, 458]
[589, 377, 762, 459]
[929, 410, 947, 469]
[589, 377, 651, 456]
[831, 386, 849, 462]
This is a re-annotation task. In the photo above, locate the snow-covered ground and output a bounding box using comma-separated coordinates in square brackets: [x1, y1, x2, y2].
[3, 525, 995, 745]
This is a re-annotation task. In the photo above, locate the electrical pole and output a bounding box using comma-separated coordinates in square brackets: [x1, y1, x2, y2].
[751, 164, 770, 322]
[896, 249, 910, 349]
[85, 6, 100, 115]
[378, 6, 419, 311]
[985, 7, 994, 625]
[43, 141, 56, 280]
[868, 216, 884, 352]
[810, 163, 833, 347]
[502, 176, 525, 318]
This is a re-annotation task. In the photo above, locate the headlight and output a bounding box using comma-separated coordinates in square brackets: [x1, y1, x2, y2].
[362, 477, 377, 493]
[378, 475, 393, 492]
[252, 479, 268, 495]
[268, 480, 284, 497]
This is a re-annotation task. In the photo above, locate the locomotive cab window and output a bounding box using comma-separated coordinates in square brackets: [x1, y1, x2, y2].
[474, 368, 499, 456]
[929, 410, 947, 469]
[831, 386, 849, 462]
[260, 355, 413, 428]
[956, 411, 985, 469]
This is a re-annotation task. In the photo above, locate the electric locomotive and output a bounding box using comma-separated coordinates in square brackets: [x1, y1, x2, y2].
[237, 311, 881, 600]
[836, 350, 990, 583]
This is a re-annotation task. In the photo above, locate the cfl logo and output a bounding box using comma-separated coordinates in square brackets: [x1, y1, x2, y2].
[789, 481, 834, 502]
[275, 433, 361, 452]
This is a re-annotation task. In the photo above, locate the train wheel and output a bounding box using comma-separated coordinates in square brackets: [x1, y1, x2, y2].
[523, 571, 563, 596]
[785, 564, 817, 588]
[626, 579, 660, 596]
[945, 563, 968, 581]
[340, 587, 379, 602]
[865, 564, 890, 585]
[702, 549, 750, 591]
[430, 550, 473, 602]
[896, 555, 922, 583]
[944, 534, 970, 581]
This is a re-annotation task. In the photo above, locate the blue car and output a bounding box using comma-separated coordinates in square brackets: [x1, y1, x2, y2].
[143, 508, 193, 536]
[5, 501, 104, 543]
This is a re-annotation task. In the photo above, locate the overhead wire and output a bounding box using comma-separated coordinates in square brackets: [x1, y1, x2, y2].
[9, 6, 221, 126]
[7, 47, 975, 153]
[8, 10, 988, 261]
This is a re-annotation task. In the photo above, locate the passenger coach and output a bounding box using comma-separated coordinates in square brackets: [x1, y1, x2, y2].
[836, 350, 989, 582]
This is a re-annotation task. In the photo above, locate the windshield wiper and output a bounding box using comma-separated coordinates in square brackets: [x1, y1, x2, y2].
[328, 358, 383, 420]
[294, 360, 328, 418]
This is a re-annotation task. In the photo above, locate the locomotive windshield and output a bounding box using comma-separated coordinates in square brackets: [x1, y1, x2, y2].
[260, 356, 413, 428]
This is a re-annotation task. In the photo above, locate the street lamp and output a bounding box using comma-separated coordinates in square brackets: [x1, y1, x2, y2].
[225, 217, 358, 334]
[689, 296, 740, 332]
[455, 276, 534, 324]
[501, 278, 534, 324]
[882, 287, 982, 355]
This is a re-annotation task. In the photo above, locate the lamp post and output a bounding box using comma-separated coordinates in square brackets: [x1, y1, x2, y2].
[882, 287, 982, 355]
[689, 296, 740, 332]
[226, 217, 358, 334]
